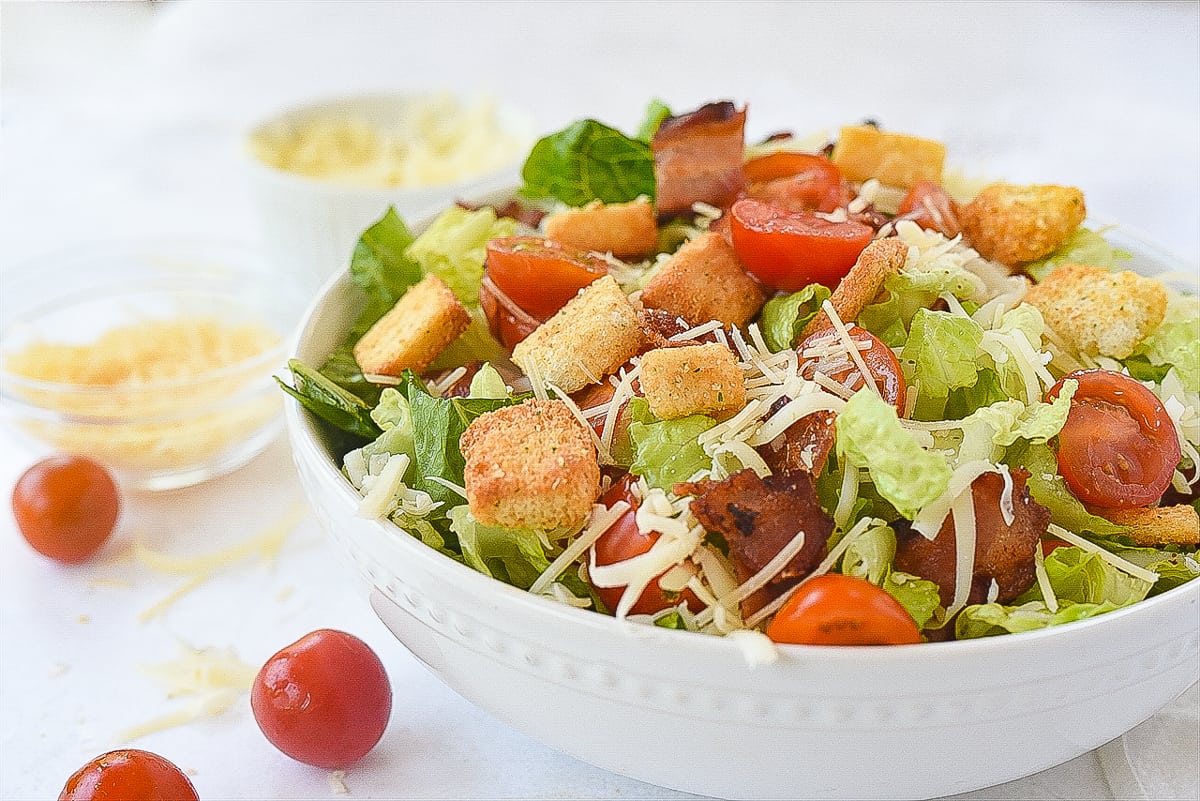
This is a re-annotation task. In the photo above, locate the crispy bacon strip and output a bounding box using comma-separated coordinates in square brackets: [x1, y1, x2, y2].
[652, 102, 747, 216]
[636, 308, 718, 350]
[894, 469, 1050, 607]
[756, 408, 837, 477]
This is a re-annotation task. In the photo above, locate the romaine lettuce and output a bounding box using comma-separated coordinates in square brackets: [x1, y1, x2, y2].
[839, 523, 942, 628]
[1018, 545, 1152, 607]
[406, 206, 516, 307]
[900, 308, 984, 417]
[1129, 290, 1200, 393]
[760, 284, 831, 352]
[627, 398, 715, 490]
[520, 119, 656, 206]
[1024, 226, 1132, 282]
[956, 599, 1124, 638]
[448, 505, 552, 590]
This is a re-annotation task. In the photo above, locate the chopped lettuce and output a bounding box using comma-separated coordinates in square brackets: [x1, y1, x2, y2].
[859, 259, 985, 346]
[1108, 546, 1200, 595]
[956, 599, 1124, 638]
[406, 206, 516, 307]
[520, 119, 656, 206]
[1019, 545, 1152, 607]
[349, 207, 422, 323]
[956, 381, 1077, 463]
[635, 99, 673, 143]
[944, 368, 1008, 419]
[448, 505, 552, 590]
[835, 390, 952, 520]
[760, 283, 831, 352]
[900, 308, 984, 417]
[352, 387, 417, 467]
[1024, 226, 1132, 282]
[468, 363, 510, 399]
[884, 571, 943, 631]
[1128, 290, 1200, 393]
[627, 398, 715, 490]
[276, 359, 381, 441]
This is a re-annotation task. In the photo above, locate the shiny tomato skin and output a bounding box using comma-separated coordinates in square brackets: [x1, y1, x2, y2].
[59, 749, 198, 801]
[766, 574, 921, 646]
[479, 275, 541, 349]
[742, 152, 845, 213]
[484, 236, 609, 319]
[590, 476, 698, 616]
[797, 327, 907, 413]
[251, 629, 392, 769]
[1048, 369, 1180, 509]
[729, 199, 873, 291]
[12, 455, 120, 563]
[895, 180, 961, 238]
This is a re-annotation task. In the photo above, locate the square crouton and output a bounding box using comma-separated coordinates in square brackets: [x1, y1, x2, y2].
[830, 125, 946, 189]
[460, 399, 601, 530]
[353, 275, 471, 377]
[542, 198, 658, 258]
[1106, 504, 1200, 547]
[640, 232, 766, 327]
[640, 342, 747, 420]
[960, 182, 1086, 265]
[1024, 263, 1167, 359]
[511, 275, 644, 394]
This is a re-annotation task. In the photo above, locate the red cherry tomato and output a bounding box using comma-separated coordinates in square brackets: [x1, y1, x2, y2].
[729, 199, 873, 291]
[12, 455, 120, 563]
[742, 152, 845, 213]
[590, 475, 698, 616]
[797, 327, 907, 413]
[895, 180, 962, 238]
[480, 274, 541, 349]
[1047, 369, 1181, 509]
[251, 629, 392, 769]
[766, 574, 921, 646]
[59, 749, 197, 801]
[484, 236, 609, 319]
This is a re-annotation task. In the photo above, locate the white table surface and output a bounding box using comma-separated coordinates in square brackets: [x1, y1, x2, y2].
[1, 2, 1197, 799]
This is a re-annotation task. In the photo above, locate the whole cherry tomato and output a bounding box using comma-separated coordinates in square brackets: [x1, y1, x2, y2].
[797, 327, 907, 413]
[59, 749, 197, 801]
[895, 180, 961, 238]
[729, 199, 873, 291]
[12, 455, 120, 563]
[590, 475, 699, 616]
[251, 629, 392, 769]
[766, 574, 922, 646]
[742, 152, 846, 213]
[1047, 369, 1180, 509]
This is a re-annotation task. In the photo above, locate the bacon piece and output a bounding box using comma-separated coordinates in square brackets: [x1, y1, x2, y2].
[456, 198, 546, 229]
[894, 469, 1050, 607]
[681, 469, 831, 612]
[652, 102, 747, 216]
[636, 308, 720, 351]
[757, 407, 837, 476]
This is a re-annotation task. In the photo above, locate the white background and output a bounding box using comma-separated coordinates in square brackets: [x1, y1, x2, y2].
[1, 2, 1197, 800]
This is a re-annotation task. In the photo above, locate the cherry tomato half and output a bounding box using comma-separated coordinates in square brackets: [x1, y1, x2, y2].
[251, 629, 392, 769]
[59, 749, 198, 801]
[480, 274, 542, 349]
[1047, 369, 1180, 509]
[12, 455, 120, 563]
[895, 180, 962, 238]
[590, 475, 698, 616]
[484, 236, 609, 319]
[729, 199, 873, 291]
[742, 152, 845, 213]
[766, 574, 921, 646]
[797, 327, 907, 413]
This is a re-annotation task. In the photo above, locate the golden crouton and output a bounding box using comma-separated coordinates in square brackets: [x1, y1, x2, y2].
[460, 399, 601, 530]
[830, 125, 946, 189]
[800, 237, 910, 341]
[542, 198, 658, 258]
[1106, 504, 1200, 547]
[639, 343, 747, 420]
[960, 182, 1086, 266]
[640, 232, 766, 327]
[511, 275, 645, 393]
[1024, 263, 1167, 359]
[353, 275, 471, 377]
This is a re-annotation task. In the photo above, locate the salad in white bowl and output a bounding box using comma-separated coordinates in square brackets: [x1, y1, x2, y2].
[281, 99, 1199, 649]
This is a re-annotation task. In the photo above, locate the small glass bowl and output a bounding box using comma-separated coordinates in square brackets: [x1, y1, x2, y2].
[0, 241, 305, 491]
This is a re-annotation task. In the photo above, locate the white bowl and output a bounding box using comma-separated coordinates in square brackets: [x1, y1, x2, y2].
[246, 92, 536, 293]
[285, 207, 1199, 800]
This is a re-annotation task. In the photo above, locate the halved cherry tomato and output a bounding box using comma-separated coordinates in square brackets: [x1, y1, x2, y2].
[797, 327, 906, 413]
[12, 455, 120, 563]
[895, 180, 961, 238]
[59, 749, 198, 801]
[484, 236, 609, 319]
[742, 152, 845, 213]
[766, 574, 921, 646]
[1047, 369, 1180, 509]
[480, 274, 541, 349]
[590, 475, 698, 616]
[729, 199, 873, 291]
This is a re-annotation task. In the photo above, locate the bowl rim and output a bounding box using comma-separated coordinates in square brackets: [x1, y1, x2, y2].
[286, 189, 1200, 660]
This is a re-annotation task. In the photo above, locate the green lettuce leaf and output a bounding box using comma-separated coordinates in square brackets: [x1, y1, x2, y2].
[277, 359, 381, 441]
[349, 207, 422, 325]
[635, 99, 673, 143]
[944, 368, 1007, 419]
[1129, 290, 1200, 392]
[760, 284, 832, 352]
[883, 571, 942, 630]
[427, 308, 508, 371]
[1006, 442, 1128, 537]
[956, 599, 1124, 638]
[899, 309, 984, 417]
[835, 390, 952, 519]
[521, 119, 656, 206]
[956, 381, 1078, 463]
[1113, 547, 1200, 595]
[468, 363, 510, 399]
[406, 206, 516, 307]
[447, 505, 552, 590]
[627, 398, 715, 490]
[1019, 546, 1152, 606]
[1024, 226, 1132, 282]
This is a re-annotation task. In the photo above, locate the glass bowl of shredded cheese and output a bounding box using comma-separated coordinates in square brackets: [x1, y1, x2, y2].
[246, 91, 536, 292]
[0, 241, 303, 490]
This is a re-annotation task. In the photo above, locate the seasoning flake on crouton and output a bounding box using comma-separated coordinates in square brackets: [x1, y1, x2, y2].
[1024, 263, 1167, 359]
[640, 343, 747, 420]
[353, 275, 471, 378]
[542, 198, 658, 258]
[640, 231, 766, 327]
[830, 126, 946, 189]
[460, 399, 601, 530]
[511, 275, 645, 394]
[1105, 504, 1200, 547]
[960, 182, 1086, 266]
[801, 237, 910, 341]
